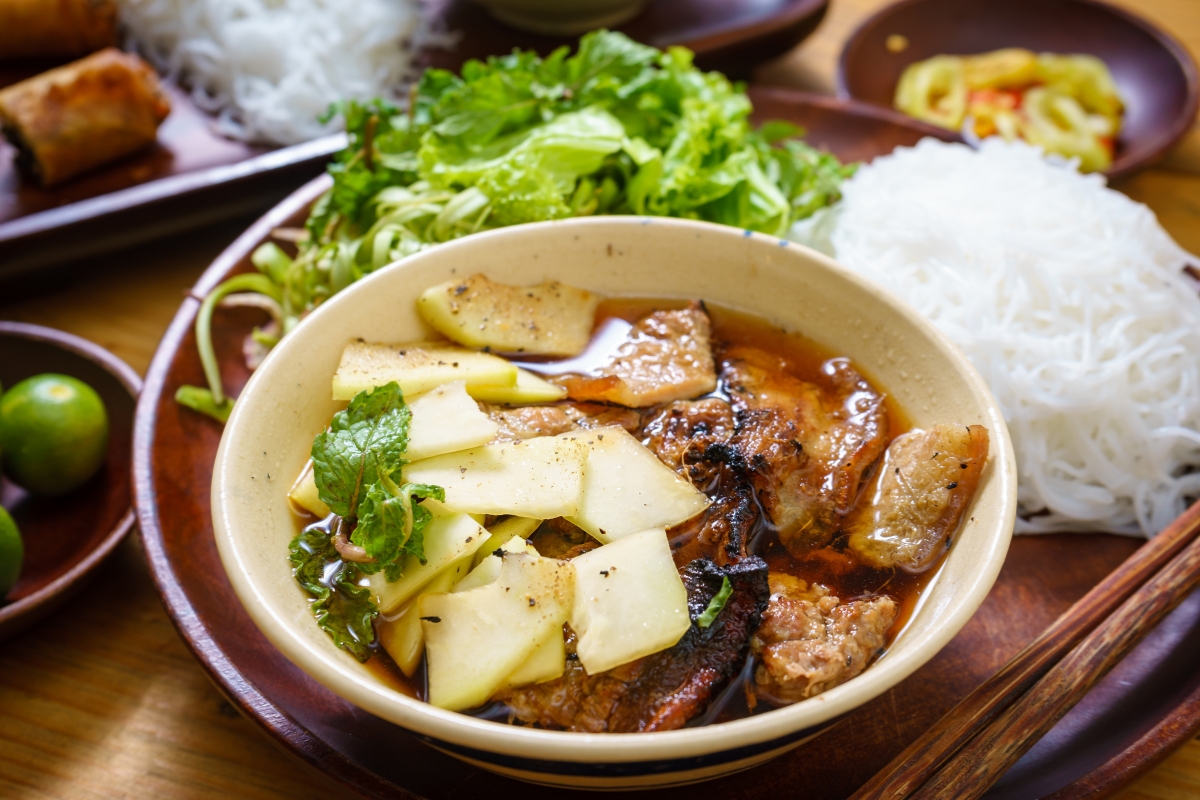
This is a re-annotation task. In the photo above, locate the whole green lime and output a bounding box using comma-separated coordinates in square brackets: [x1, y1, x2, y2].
[0, 374, 108, 496]
[0, 506, 21, 597]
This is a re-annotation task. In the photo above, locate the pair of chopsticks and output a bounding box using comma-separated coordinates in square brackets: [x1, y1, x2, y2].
[850, 498, 1200, 800]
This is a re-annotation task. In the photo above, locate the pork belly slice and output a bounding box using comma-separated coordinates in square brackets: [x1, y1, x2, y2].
[496, 556, 769, 732]
[723, 346, 888, 556]
[664, 441, 759, 567]
[846, 424, 989, 571]
[642, 397, 735, 486]
[752, 573, 897, 704]
[643, 399, 754, 567]
[554, 302, 718, 408]
[669, 479, 758, 568]
[487, 402, 640, 443]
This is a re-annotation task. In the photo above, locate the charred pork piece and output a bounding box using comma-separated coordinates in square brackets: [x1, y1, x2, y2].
[498, 557, 770, 732]
[668, 442, 758, 567]
[669, 479, 758, 568]
[608, 557, 770, 732]
[723, 346, 888, 556]
[642, 398, 735, 485]
[752, 573, 897, 704]
[847, 424, 989, 571]
[554, 302, 718, 408]
[488, 402, 640, 443]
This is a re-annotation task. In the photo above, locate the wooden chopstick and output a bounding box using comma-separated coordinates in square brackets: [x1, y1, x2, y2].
[849, 497, 1200, 800]
[911, 527, 1200, 799]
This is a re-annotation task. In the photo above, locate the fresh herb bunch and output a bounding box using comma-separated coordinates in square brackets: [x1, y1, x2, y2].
[177, 30, 855, 422]
[289, 382, 444, 661]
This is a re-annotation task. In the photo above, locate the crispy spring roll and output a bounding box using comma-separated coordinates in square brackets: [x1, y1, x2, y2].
[0, 0, 118, 60]
[0, 48, 171, 186]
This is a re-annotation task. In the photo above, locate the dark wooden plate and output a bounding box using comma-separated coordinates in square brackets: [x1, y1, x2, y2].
[132, 92, 1197, 798]
[835, 0, 1200, 181]
[0, 322, 140, 641]
[0, 0, 829, 282]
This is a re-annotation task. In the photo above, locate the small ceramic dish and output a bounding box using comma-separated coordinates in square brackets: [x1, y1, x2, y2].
[468, 0, 646, 35]
[836, 0, 1200, 180]
[0, 322, 140, 641]
[210, 216, 1017, 788]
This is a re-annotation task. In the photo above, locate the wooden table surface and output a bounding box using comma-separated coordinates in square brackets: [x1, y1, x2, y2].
[2, 0, 1199, 797]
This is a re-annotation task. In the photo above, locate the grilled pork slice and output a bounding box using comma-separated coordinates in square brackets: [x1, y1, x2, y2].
[554, 302, 718, 408]
[723, 346, 888, 556]
[670, 480, 758, 568]
[641, 397, 735, 486]
[752, 573, 897, 704]
[497, 556, 770, 732]
[487, 402, 640, 443]
[665, 442, 759, 567]
[846, 424, 989, 571]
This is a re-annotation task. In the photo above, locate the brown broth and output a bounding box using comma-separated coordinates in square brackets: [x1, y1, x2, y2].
[292, 297, 949, 722]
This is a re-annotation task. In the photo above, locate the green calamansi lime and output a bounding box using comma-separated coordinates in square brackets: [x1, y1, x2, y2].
[0, 374, 108, 496]
[0, 506, 21, 596]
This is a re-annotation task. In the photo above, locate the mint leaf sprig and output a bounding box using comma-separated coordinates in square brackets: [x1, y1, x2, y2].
[311, 380, 412, 518]
[291, 381, 445, 661]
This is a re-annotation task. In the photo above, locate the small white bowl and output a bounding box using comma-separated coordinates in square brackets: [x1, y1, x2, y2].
[212, 216, 1016, 789]
[469, 0, 646, 36]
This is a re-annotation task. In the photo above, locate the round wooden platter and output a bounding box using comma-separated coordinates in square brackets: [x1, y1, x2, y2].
[133, 92, 1200, 799]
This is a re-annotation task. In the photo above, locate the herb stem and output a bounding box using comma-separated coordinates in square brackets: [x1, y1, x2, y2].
[195, 273, 283, 405]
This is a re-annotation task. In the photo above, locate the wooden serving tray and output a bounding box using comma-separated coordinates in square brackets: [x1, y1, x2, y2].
[0, 0, 827, 282]
[132, 91, 1200, 798]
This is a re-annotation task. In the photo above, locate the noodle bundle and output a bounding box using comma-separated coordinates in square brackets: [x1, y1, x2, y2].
[117, 0, 443, 145]
[795, 139, 1200, 536]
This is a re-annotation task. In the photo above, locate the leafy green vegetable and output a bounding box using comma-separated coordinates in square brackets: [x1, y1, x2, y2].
[353, 478, 444, 573]
[696, 576, 733, 629]
[311, 382, 412, 518]
[289, 525, 378, 662]
[179, 30, 855, 422]
[289, 382, 446, 660]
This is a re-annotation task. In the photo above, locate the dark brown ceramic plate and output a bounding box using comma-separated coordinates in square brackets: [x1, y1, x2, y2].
[0, 322, 140, 641]
[132, 91, 1199, 798]
[0, 0, 829, 281]
[835, 0, 1200, 181]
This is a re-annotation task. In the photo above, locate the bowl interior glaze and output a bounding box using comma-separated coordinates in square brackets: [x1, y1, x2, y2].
[211, 217, 1016, 779]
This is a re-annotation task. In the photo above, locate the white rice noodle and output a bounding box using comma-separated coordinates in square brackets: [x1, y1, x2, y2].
[118, 0, 447, 145]
[794, 138, 1200, 537]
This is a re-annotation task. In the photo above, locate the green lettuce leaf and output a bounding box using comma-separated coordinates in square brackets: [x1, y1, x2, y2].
[182, 31, 859, 427]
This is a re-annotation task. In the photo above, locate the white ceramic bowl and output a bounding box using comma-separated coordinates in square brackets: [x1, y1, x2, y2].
[212, 216, 1017, 789]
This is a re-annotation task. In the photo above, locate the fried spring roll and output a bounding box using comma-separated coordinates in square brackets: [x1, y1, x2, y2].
[0, 0, 118, 60]
[0, 48, 171, 186]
